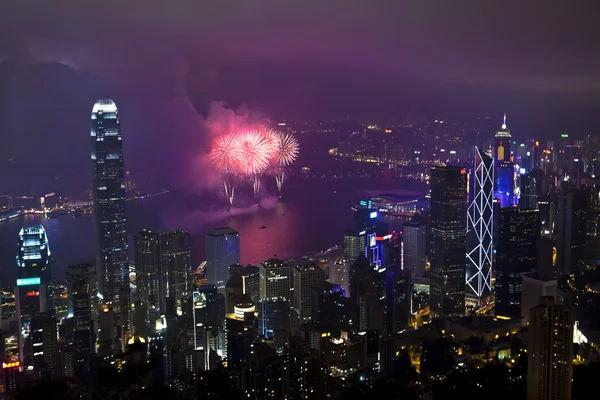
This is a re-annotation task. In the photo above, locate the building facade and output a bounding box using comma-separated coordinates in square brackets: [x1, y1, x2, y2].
[206, 228, 240, 293]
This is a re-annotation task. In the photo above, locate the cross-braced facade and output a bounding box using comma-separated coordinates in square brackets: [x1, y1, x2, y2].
[466, 148, 494, 299]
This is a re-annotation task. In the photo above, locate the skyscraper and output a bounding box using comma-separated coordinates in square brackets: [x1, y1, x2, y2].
[466, 148, 494, 301]
[494, 115, 514, 207]
[16, 225, 51, 365]
[206, 228, 240, 293]
[403, 221, 427, 275]
[527, 297, 573, 400]
[495, 208, 540, 318]
[292, 264, 325, 333]
[520, 169, 543, 209]
[134, 230, 162, 329]
[429, 167, 468, 317]
[91, 99, 129, 303]
[160, 230, 192, 308]
[343, 229, 366, 263]
[66, 264, 99, 353]
[259, 259, 290, 301]
[556, 188, 587, 276]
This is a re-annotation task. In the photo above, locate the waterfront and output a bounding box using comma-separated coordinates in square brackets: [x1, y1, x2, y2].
[0, 174, 426, 287]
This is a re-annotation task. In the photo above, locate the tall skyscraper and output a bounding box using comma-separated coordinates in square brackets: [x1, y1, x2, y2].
[292, 264, 325, 332]
[403, 221, 427, 275]
[527, 297, 573, 400]
[429, 166, 468, 317]
[30, 312, 59, 379]
[556, 188, 587, 276]
[16, 225, 51, 365]
[66, 264, 99, 353]
[495, 208, 540, 318]
[329, 259, 350, 296]
[91, 99, 129, 303]
[494, 115, 514, 207]
[134, 230, 162, 329]
[206, 228, 240, 293]
[466, 148, 494, 301]
[160, 230, 192, 308]
[520, 170, 543, 209]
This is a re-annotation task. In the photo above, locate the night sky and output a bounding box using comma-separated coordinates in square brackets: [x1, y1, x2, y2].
[1, 1, 599, 194]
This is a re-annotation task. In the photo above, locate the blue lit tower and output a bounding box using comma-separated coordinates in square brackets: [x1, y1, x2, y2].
[15, 225, 51, 365]
[494, 114, 514, 207]
[466, 148, 494, 302]
[91, 99, 129, 303]
[206, 228, 240, 293]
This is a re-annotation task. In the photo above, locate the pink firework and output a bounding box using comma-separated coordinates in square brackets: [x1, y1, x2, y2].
[237, 131, 275, 175]
[273, 132, 299, 166]
[209, 134, 242, 173]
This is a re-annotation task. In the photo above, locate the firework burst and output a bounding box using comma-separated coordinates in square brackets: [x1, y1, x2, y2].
[271, 131, 299, 196]
[209, 134, 242, 206]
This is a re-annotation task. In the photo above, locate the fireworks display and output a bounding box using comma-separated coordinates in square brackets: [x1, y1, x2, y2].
[208, 127, 299, 204]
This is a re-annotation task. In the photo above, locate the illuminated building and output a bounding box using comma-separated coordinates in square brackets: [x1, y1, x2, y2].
[15, 225, 50, 366]
[258, 298, 289, 338]
[493, 115, 514, 207]
[350, 255, 386, 332]
[66, 264, 98, 353]
[292, 263, 325, 333]
[343, 229, 366, 264]
[91, 99, 129, 304]
[224, 295, 256, 368]
[556, 188, 587, 276]
[192, 291, 206, 352]
[429, 167, 467, 317]
[329, 259, 350, 296]
[520, 276, 564, 323]
[527, 297, 573, 400]
[403, 221, 427, 275]
[2, 361, 20, 394]
[495, 208, 540, 318]
[520, 169, 543, 209]
[259, 259, 290, 301]
[206, 227, 240, 293]
[30, 312, 59, 379]
[160, 230, 192, 310]
[466, 148, 494, 301]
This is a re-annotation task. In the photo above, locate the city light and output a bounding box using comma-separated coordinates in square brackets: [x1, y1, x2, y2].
[2, 361, 19, 369]
[16, 277, 41, 286]
[369, 211, 377, 218]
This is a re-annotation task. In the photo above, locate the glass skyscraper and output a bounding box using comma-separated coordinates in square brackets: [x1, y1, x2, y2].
[429, 166, 468, 317]
[91, 99, 129, 304]
[206, 227, 240, 293]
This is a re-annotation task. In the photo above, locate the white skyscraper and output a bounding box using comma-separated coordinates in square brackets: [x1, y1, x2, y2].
[466, 147, 494, 300]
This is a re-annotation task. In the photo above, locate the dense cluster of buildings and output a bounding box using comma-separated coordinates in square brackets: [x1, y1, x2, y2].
[0, 104, 598, 400]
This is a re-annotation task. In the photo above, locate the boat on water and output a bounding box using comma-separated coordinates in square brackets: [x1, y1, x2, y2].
[259, 225, 266, 229]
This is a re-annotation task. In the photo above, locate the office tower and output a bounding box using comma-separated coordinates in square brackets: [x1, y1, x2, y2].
[556, 188, 587, 276]
[495, 208, 540, 318]
[520, 171, 542, 209]
[66, 264, 98, 353]
[259, 259, 291, 300]
[329, 259, 350, 296]
[429, 166, 468, 317]
[160, 230, 192, 309]
[583, 178, 600, 267]
[257, 298, 289, 338]
[312, 282, 355, 331]
[403, 221, 427, 275]
[59, 347, 78, 379]
[192, 291, 206, 353]
[91, 99, 129, 303]
[493, 116, 514, 207]
[343, 229, 366, 263]
[97, 304, 117, 357]
[385, 268, 412, 334]
[30, 312, 59, 379]
[224, 295, 256, 368]
[135, 230, 163, 330]
[2, 361, 21, 394]
[521, 276, 564, 323]
[466, 148, 494, 301]
[527, 297, 573, 400]
[292, 264, 325, 332]
[206, 228, 240, 293]
[350, 256, 386, 332]
[16, 225, 51, 366]
[240, 265, 260, 304]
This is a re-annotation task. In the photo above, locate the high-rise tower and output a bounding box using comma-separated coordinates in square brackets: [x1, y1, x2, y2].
[429, 167, 468, 317]
[91, 99, 129, 304]
[466, 148, 494, 301]
[15, 225, 51, 365]
[206, 228, 240, 293]
[494, 114, 514, 208]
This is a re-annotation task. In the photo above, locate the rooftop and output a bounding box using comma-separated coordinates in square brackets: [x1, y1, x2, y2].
[207, 227, 239, 237]
[92, 99, 118, 114]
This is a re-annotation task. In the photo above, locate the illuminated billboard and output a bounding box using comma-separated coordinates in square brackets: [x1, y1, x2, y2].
[369, 211, 377, 219]
[16, 277, 41, 286]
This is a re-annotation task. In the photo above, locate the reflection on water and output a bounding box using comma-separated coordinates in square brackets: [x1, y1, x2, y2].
[0, 176, 426, 286]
